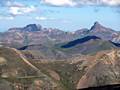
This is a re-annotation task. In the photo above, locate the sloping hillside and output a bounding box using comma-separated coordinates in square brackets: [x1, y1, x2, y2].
[0, 47, 64, 90]
[60, 36, 118, 55]
[1, 46, 120, 90]
[76, 50, 120, 89]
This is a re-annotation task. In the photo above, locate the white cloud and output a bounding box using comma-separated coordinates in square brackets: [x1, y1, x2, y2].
[9, 5, 36, 16]
[0, 16, 14, 20]
[102, 0, 120, 6]
[35, 16, 55, 21]
[42, 0, 76, 6]
[2, 1, 37, 16]
[6, 1, 24, 7]
[42, 0, 120, 6]
[35, 16, 47, 20]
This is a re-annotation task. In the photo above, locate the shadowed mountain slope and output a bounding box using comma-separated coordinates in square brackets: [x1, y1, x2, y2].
[61, 36, 101, 48]
[60, 36, 119, 55]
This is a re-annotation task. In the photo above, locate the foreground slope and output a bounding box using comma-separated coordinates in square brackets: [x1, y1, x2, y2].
[77, 50, 120, 89]
[1, 46, 120, 90]
[0, 46, 64, 90]
[26, 49, 120, 90]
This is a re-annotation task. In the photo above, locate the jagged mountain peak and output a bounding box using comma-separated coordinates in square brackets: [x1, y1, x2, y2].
[23, 24, 42, 32]
[94, 21, 101, 26]
[8, 24, 42, 32]
[90, 21, 104, 30]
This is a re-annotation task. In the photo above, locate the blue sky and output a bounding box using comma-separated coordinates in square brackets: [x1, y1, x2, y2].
[0, 0, 120, 32]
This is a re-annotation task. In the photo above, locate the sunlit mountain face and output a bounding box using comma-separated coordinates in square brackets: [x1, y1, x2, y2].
[0, 0, 120, 90]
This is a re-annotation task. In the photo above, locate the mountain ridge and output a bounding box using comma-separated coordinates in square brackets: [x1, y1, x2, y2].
[61, 36, 101, 48]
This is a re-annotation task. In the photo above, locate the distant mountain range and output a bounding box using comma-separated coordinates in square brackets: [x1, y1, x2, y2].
[1, 22, 120, 90]
[0, 21, 120, 49]
[0, 21, 120, 59]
